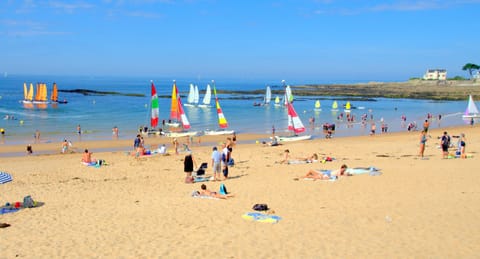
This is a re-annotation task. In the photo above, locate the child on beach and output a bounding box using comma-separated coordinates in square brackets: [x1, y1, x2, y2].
[197, 184, 233, 199]
[419, 131, 428, 158]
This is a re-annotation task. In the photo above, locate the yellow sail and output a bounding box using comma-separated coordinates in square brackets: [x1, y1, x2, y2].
[315, 100, 321, 109]
[51, 82, 58, 102]
[345, 101, 351, 110]
[41, 83, 48, 101]
[332, 101, 338, 109]
[170, 82, 179, 121]
[34, 83, 40, 101]
[23, 82, 27, 99]
[27, 83, 34, 101]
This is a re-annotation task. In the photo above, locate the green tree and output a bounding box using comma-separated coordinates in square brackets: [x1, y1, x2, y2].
[462, 63, 480, 79]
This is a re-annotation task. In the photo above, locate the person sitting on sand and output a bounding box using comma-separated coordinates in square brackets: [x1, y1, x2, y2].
[197, 184, 234, 199]
[277, 149, 291, 164]
[302, 153, 318, 163]
[299, 164, 350, 180]
[81, 149, 96, 164]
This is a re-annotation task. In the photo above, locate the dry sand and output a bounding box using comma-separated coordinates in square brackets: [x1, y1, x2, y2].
[1, 126, 479, 258]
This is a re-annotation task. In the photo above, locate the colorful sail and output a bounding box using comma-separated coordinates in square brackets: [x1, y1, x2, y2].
[285, 85, 293, 104]
[170, 81, 191, 129]
[332, 101, 338, 110]
[465, 95, 480, 116]
[213, 82, 228, 129]
[287, 102, 306, 134]
[150, 82, 159, 128]
[51, 82, 58, 102]
[314, 100, 321, 109]
[170, 82, 180, 120]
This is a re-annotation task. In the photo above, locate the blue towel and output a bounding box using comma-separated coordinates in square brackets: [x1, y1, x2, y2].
[0, 207, 20, 215]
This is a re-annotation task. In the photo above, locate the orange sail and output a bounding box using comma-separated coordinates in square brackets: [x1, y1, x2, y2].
[51, 82, 58, 102]
[170, 81, 180, 121]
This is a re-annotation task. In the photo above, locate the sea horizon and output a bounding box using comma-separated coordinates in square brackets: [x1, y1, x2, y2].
[0, 74, 469, 149]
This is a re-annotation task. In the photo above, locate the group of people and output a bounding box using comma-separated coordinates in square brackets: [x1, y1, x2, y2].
[183, 135, 236, 183]
[418, 130, 468, 159]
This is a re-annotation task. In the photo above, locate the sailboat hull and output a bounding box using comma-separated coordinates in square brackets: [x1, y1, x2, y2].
[198, 104, 212, 108]
[275, 135, 311, 142]
[204, 129, 235, 136]
[164, 131, 198, 138]
[462, 114, 480, 119]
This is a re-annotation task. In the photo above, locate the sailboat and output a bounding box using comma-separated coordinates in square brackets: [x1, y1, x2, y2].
[204, 80, 235, 135]
[264, 86, 272, 105]
[463, 95, 480, 119]
[198, 84, 212, 108]
[314, 100, 321, 111]
[22, 83, 34, 104]
[185, 84, 196, 107]
[274, 96, 281, 107]
[275, 81, 311, 142]
[344, 101, 351, 113]
[33, 83, 49, 105]
[285, 85, 293, 105]
[331, 101, 339, 112]
[165, 81, 198, 137]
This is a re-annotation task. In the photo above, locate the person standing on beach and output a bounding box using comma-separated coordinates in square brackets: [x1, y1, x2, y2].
[419, 131, 427, 158]
[370, 122, 376, 136]
[423, 120, 430, 133]
[221, 143, 231, 179]
[440, 131, 450, 159]
[112, 126, 119, 139]
[211, 146, 222, 181]
[470, 117, 474, 127]
[34, 129, 40, 143]
[183, 151, 197, 183]
[77, 125, 81, 135]
[173, 138, 179, 155]
[133, 134, 141, 150]
[61, 139, 69, 154]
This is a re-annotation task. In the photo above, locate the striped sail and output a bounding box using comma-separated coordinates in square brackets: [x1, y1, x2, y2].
[213, 83, 228, 129]
[287, 102, 306, 134]
[176, 88, 191, 130]
[150, 82, 159, 128]
[170, 82, 180, 121]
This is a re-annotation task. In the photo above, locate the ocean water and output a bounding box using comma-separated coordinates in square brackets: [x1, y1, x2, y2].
[0, 74, 469, 146]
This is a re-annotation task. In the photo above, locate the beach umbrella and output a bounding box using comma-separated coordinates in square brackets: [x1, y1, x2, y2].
[0, 172, 12, 184]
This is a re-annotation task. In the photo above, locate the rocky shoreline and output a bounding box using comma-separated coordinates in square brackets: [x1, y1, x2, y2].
[219, 80, 480, 101]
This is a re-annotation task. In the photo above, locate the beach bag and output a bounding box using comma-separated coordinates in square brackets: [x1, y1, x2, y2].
[252, 203, 269, 211]
[228, 158, 235, 166]
[219, 183, 228, 195]
[23, 195, 35, 208]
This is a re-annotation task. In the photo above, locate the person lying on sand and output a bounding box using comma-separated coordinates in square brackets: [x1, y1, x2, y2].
[297, 164, 351, 180]
[197, 184, 234, 199]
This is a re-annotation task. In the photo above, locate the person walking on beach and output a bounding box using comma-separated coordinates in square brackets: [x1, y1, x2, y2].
[418, 131, 428, 158]
[221, 143, 231, 179]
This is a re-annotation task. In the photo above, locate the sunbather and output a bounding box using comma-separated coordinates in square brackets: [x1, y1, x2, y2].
[81, 149, 97, 164]
[300, 164, 350, 180]
[197, 184, 234, 199]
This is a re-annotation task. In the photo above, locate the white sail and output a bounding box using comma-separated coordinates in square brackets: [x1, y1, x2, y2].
[265, 86, 272, 104]
[193, 85, 199, 105]
[286, 85, 293, 103]
[463, 95, 480, 118]
[199, 84, 212, 107]
[185, 84, 195, 106]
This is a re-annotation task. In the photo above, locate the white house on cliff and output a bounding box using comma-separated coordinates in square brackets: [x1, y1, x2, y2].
[423, 69, 447, 80]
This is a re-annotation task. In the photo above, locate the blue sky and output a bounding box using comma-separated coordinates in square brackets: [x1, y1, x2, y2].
[1, 0, 479, 82]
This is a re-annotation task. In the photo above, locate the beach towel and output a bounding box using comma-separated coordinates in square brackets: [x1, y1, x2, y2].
[346, 166, 381, 175]
[242, 212, 282, 223]
[191, 190, 219, 200]
[0, 171, 12, 184]
[0, 207, 20, 215]
[194, 176, 210, 183]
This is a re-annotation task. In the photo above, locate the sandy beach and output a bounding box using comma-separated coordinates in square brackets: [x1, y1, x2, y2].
[1, 125, 479, 258]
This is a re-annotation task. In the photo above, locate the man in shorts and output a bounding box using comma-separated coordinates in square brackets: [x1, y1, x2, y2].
[211, 146, 222, 181]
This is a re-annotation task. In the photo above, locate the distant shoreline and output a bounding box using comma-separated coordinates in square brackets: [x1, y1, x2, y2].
[216, 80, 480, 101]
